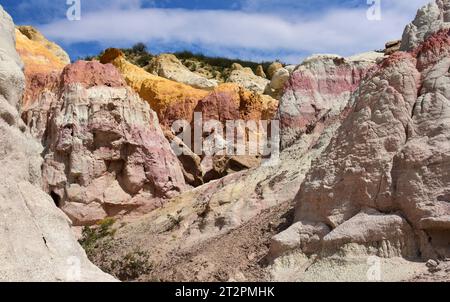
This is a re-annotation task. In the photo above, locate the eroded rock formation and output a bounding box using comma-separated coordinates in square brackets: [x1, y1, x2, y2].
[226, 65, 270, 94]
[23, 60, 187, 226]
[267, 62, 283, 80]
[100, 49, 279, 185]
[4, 0, 448, 283]
[385, 40, 401, 55]
[83, 0, 449, 282]
[271, 0, 450, 277]
[79, 50, 358, 282]
[17, 26, 70, 65]
[401, 0, 450, 51]
[0, 5, 114, 281]
[15, 26, 69, 110]
[146, 53, 218, 90]
[100, 48, 209, 128]
[278, 52, 383, 148]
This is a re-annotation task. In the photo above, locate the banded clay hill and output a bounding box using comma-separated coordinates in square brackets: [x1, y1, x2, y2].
[0, 0, 449, 282]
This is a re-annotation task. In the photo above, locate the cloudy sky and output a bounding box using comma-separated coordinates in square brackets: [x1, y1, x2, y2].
[1, 0, 430, 63]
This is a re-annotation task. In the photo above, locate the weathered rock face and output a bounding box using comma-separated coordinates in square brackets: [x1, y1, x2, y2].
[91, 51, 369, 269]
[29, 0, 447, 282]
[23, 60, 187, 226]
[270, 68, 290, 91]
[192, 83, 279, 183]
[100, 49, 279, 185]
[17, 26, 70, 65]
[181, 58, 228, 83]
[285, 65, 297, 75]
[226, 67, 270, 94]
[101, 49, 278, 127]
[164, 130, 204, 187]
[100, 48, 209, 128]
[278, 52, 383, 148]
[147, 54, 218, 90]
[265, 67, 291, 100]
[385, 40, 401, 55]
[0, 6, 114, 281]
[267, 62, 283, 79]
[272, 28, 450, 264]
[196, 83, 278, 123]
[80, 73, 349, 280]
[401, 0, 450, 51]
[15, 27, 67, 75]
[82, 46, 354, 280]
[15, 26, 69, 110]
[255, 65, 266, 78]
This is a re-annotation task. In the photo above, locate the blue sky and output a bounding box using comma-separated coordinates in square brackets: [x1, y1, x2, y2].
[0, 0, 430, 63]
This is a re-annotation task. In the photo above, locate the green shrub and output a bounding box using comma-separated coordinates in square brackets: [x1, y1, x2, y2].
[173, 50, 276, 74]
[131, 42, 147, 54]
[79, 217, 116, 256]
[135, 53, 153, 67]
[81, 55, 96, 61]
[79, 219, 153, 281]
[166, 214, 183, 230]
[110, 249, 153, 281]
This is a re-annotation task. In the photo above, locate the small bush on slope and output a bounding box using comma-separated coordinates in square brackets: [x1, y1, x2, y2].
[79, 217, 117, 257]
[174, 50, 275, 74]
[79, 218, 154, 281]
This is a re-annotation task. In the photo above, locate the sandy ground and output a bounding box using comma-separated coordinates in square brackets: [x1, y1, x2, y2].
[407, 261, 450, 282]
[83, 200, 448, 282]
[87, 200, 296, 281]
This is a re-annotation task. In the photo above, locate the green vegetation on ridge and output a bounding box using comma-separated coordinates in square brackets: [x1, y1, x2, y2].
[83, 43, 281, 78]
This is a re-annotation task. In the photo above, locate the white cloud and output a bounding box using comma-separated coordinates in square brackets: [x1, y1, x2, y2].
[38, 0, 431, 63]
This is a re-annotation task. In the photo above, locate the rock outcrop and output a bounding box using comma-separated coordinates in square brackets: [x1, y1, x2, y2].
[100, 49, 279, 185]
[17, 26, 70, 65]
[267, 62, 283, 79]
[385, 40, 401, 55]
[15, 27, 67, 75]
[196, 83, 278, 123]
[23, 60, 187, 226]
[181, 58, 228, 83]
[100, 48, 209, 128]
[278, 52, 383, 148]
[83, 116, 338, 280]
[45, 1, 450, 282]
[85, 0, 450, 282]
[269, 68, 290, 91]
[226, 66, 270, 94]
[101, 49, 278, 127]
[255, 65, 266, 78]
[193, 82, 278, 182]
[146, 54, 218, 90]
[15, 26, 69, 110]
[401, 0, 450, 51]
[5, 0, 449, 283]
[265, 67, 291, 100]
[272, 5, 450, 272]
[0, 5, 114, 281]
[80, 48, 354, 281]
